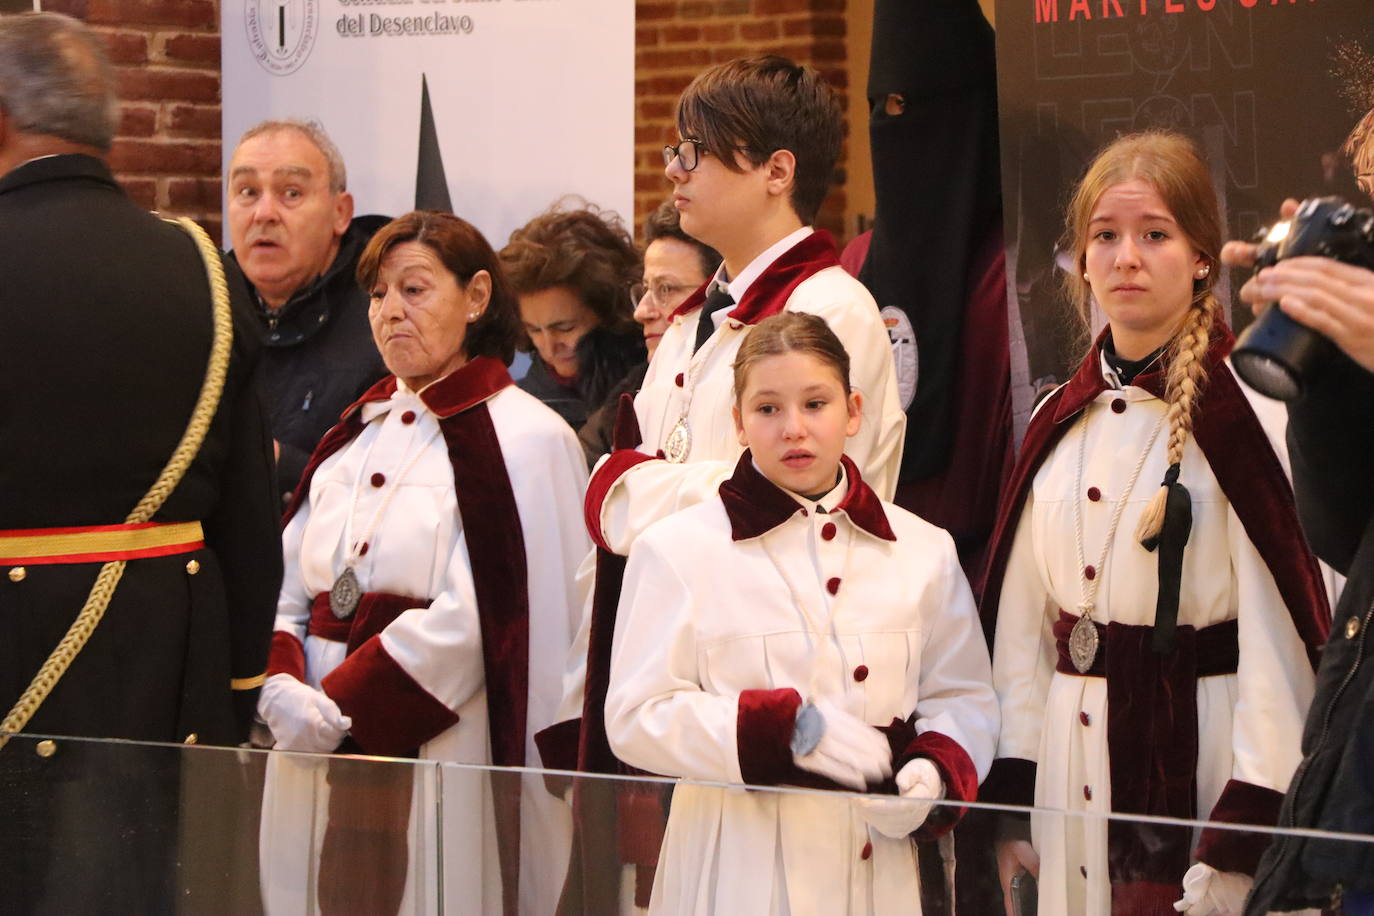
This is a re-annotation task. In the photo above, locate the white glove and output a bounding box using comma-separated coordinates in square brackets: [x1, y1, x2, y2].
[258, 673, 352, 754]
[1173, 862, 1252, 916]
[856, 757, 945, 838]
[792, 698, 893, 791]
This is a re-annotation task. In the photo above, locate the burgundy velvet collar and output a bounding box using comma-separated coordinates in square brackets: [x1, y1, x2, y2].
[284, 357, 514, 524]
[978, 320, 1330, 663]
[718, 451, 896, 542]
[667, 230, 841, 324]
[339, 356, 513, 421]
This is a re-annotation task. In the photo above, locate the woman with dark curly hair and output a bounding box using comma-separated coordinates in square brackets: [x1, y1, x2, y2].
[577, 199, 721, 464]
[499, 203, 646, 433]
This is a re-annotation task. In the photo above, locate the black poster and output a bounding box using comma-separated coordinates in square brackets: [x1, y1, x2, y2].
[995, 0, 1373, 429]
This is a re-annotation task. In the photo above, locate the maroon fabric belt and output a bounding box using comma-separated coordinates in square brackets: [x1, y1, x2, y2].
[1052, 610, 1240, 915]
[308, 591, 433, 657]
[1052, 611, 1239, 678]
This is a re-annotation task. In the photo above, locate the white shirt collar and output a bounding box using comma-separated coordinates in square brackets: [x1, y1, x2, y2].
[704, 226, 815, 330]
[777, 461, 848, 513]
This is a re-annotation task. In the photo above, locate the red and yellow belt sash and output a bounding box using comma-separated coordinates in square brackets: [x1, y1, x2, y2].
[0, 521, 205, 565]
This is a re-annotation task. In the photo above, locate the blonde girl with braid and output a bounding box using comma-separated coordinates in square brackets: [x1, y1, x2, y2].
[981, 132, 1329, 916]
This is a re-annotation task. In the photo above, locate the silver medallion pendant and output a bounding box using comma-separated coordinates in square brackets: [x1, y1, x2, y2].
[1069, 613, 1100, 673]
[663, 417, 691, 464]
[330, 566, 362, 620]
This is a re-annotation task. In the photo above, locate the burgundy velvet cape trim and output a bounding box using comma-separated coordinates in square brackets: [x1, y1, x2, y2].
[902, 730, 979, 840]
[666, 229, 842, 324]
[278, 357, 529, 916]
[736, 687, 804, 784]
[535, 717, 581, 773]
[267, 631, 305, 682]
[976, 323, 1330, 889]
[718, 451, 896, 542]
[583, 449, 656, 554]
[306, 591, 432, 654]
[1195, 779, 1284, 875]
[323, 638, 461, 755]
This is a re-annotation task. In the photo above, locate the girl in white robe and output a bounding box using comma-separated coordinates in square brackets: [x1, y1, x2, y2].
[984, 132, 1329, 916]
[605, 311, 999, 916]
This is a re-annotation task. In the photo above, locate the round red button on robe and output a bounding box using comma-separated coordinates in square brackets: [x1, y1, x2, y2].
[674, 373, 684, 387]
[1084, 565, 1096, 580]
[821, 522, 837, 541]
[853, 665, 869, 682]
[826, 577, 840, 595]
[860, 841, 873, 861]
[370, 472, 386, 488]
[1087, 487, 1101, 502]
[400, 410, 417, 425]
[1111, 398, 1127, 414]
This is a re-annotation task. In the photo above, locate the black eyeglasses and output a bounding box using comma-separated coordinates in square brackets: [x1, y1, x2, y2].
[663, 138, 706, 172]
[664, 139, 760, 172]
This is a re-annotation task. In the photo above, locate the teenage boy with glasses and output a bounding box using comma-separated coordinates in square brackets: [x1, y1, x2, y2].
[583, 55, 905, 553]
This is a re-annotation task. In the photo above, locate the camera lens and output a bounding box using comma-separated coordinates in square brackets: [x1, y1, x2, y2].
[1232, 303, 1333, 401]
[1230, 348, 1302, 401]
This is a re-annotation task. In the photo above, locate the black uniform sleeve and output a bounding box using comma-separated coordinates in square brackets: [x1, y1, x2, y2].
[1287, 352, 1374, 575]
[203, 262, 285, 739]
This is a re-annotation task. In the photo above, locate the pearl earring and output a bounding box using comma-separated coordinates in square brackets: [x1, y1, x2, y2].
[468, 312, 479, 320]
[1083, 272, 1090, 281]
[1195, 266, 1210, 279]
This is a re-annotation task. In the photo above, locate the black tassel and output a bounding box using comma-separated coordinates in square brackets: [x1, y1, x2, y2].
[1143, 463, 1192, 653]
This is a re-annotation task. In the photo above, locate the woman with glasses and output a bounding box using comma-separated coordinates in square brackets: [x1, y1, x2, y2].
[578, 199, 721, 465]
[499, 202, 645, 443]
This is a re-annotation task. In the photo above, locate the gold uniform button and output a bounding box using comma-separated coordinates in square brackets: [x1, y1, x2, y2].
[35, 739, 56, 758]
[8, 566, 26, 583]
[185, 559, 200, 575]
[1347, 616, 1362, 640]
[183, 733, 198, 745]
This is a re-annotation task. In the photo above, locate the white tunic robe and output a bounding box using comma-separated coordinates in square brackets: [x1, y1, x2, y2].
[605, 462, 999, 916]
[588, 229, 906, 555]
[260, 378, 590, 916]
[991, 369, 1318, 916]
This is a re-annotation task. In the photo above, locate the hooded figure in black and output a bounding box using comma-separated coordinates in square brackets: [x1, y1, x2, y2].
[856, 0, 1012, 591]
[853, 1, 1011, 912]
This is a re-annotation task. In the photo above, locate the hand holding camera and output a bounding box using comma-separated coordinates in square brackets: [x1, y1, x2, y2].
[1226, 197, 1374, 393]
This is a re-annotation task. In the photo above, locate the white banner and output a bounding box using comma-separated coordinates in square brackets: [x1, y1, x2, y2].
[222, 0, 634, 246]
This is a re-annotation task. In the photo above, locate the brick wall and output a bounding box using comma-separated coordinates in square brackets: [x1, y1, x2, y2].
[47, 0, 224, 242]
[635, 0, 850, 241]
[42, 0, 852, 247]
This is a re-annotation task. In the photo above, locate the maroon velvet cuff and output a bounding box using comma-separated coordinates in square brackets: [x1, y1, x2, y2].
[899, 731, 979, 839]
[1195, 778, 1284, 875]
[321, 636, 460, 757]
[534, 717, 581, 772]
[736, 687, 803, 785]
[981, 756, 1037, 807]
[267, 631, 305, 681]
[583, 449, 657, 553]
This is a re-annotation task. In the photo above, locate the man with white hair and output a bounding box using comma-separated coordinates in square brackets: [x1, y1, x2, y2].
[225, 119, 388, 502]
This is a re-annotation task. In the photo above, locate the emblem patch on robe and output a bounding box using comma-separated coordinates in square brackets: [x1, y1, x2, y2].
[881, 306, 918, 410]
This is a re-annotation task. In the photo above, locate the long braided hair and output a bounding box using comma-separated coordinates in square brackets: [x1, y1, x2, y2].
[1061, 131, 1223, 544]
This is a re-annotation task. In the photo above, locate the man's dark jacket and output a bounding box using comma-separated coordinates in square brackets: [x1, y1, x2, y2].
[228, 213, 389, 504]
[1247, 353, 1374, 913]
[0, 154, 283, 913]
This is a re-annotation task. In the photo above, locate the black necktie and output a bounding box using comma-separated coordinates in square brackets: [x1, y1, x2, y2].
[692, 286, 735, 354]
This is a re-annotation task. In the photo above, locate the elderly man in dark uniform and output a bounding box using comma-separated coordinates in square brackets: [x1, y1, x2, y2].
[0, 12, 281, 913]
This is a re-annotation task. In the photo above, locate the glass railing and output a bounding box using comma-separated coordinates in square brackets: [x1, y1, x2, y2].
[0, 732, 1369, 915]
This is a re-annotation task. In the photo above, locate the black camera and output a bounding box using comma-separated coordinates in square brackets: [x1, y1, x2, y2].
[1231, 197, 1374, 400]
